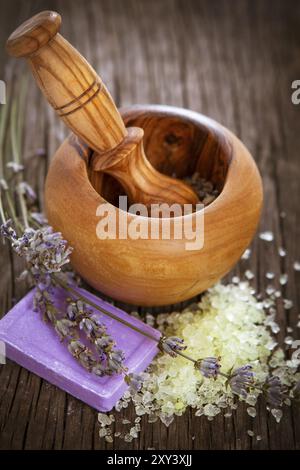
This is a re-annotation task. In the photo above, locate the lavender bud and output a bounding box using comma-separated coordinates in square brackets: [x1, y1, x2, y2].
[264, 376, 283, 408]
[107, 349, 125, 374]
[55, 319, 75, 339]
[78, 350, 95, 370]
[92, 363, 106, 376]
[18, 182, 36, 202]
[68, 339, 86, 357]
[95, 335, 113, 350]
[229, 365, 254, 398]
[195, 357, 221, 378]
[79, 317, 95, 334]
[125, 373, 144, 393]
[0, 219, 16, 240]
[159, 336, 186, 357]
[30, 212, 48, 225]
[67, 302, 78, 321]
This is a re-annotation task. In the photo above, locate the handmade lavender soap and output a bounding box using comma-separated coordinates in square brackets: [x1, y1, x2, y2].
[0, 287, 160, 411]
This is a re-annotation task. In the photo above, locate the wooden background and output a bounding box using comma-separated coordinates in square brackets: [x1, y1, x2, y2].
[0, 0, 300, 450]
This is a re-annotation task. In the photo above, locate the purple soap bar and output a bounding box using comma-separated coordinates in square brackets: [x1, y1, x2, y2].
[0, 287, 160, 411]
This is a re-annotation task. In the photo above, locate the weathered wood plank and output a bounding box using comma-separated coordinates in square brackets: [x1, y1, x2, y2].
[0, 0, 299, 450]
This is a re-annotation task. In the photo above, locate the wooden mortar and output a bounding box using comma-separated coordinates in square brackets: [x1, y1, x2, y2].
[45, 105, 263, 306]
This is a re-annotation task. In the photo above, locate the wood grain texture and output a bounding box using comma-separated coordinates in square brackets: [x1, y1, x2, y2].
[0, 0, 300, 450]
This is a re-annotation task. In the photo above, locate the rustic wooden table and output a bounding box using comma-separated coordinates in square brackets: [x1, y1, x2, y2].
[0, 0, 299, 450]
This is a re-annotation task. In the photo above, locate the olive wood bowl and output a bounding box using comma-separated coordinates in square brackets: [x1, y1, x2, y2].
[45, 105, 263, 306]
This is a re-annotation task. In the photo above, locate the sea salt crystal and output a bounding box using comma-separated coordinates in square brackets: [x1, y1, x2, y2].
[114, 432, 121, 437]
[293, 261, 300, 272]
[271, 409, 283, 423]
[278, 247, 286, 257]
[247, 430, 254, 437]
[259, 231, 274, 242]
[267, 340, 278, 350]
[98, 413, 112, 427]
[266, 272, 275, 280]
[108, 282, 297, 439]
[99, 428, 108, 438]
[266, 285, 276, 296]
[283, 299, 293, 310]
[241, 248, 251, 260]
[105, 435, 113, 443]
[247, 407, 257, 418]
[160, 414, 174, 427]
[284, 336, 293, 345]
[245, 270, 254, 280]
[122, 419, 131, 424]
[130, 426, 139, 438]
[263, 299, 273, 309]
[256, 435, 262, 441]
[279, 274, 288, 286]
[203, 404, 220, 417]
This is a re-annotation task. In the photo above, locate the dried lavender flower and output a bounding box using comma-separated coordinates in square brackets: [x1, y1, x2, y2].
[18, 181, 36, 202]
[107, 349, 125, 374]
[30, 212, 48, 225]
[0, 219, 16, 239]
[125, 373, 144, 393]
[68, 339, 86, 357]
[159, 336, 186, 357]
[195, 357, 221, 378]
[55, 318, 76, 340]
[229, 365, 254, 398]
[6, 161, 24, 173]
[264, 376, 283, 408]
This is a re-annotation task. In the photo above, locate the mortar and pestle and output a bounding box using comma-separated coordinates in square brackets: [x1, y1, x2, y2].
[7, 11, 263, 306]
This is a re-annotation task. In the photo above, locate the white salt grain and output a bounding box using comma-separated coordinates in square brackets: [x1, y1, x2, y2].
[241, 248, 251, 260]
[245, 270, 254, 280]
[283, 299, 293, 310]
[247, 407, 257, 418]
[293, 261, 300, 272]
[278, 247, 286, 257]
[279, 274, 288, 286]
[266, 272, 275, 280]
[259, 231, 274, 242]
[271, 409, 283, 423]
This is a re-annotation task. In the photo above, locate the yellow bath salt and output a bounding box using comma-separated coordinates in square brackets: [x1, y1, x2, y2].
[114, 282, 300, 430]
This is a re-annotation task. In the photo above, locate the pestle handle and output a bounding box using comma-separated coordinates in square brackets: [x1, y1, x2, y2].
[6, 10, 127, 153]
[7, 11, 199, 207]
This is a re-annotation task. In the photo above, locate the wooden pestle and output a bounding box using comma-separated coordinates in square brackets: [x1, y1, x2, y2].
[6, 10, 199, 207]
